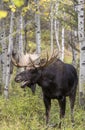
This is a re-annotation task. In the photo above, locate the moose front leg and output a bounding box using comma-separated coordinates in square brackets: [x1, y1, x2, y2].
[43, 95, 51, 124]
[58, 97, 66, 128]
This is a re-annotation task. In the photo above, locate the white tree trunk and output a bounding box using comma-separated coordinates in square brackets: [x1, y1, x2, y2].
[72, 30, 78, 67]
[50, 0, 54, 54]
[35, 0, 41, 54]
[72, 42, 77, 67]
[19, 14, 24, 72]
[1, 28, 7, 85]
[61, 27, 65, 61]
[78, 0, 85, 106]
[19, 15, 24, 55]
[4, 11, 14, 98]
[54, 2, 60, 51]
[0, 19, 7, 86]
[54, 20, 60, 51]
[0, 0, 7, 93]
[15, 16, 20, 53]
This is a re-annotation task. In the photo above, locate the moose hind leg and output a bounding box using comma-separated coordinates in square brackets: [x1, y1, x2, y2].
[43, 95, 51, 125]
[58, 97, 66, 128]
[69, 93, 76, 125]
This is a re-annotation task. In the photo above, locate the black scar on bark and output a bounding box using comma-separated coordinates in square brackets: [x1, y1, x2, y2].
[82, 63, 85, 65]
[81, 47, 85, 50]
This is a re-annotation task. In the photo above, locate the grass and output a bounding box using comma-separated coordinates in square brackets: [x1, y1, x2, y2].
[0, 84, 85, 130]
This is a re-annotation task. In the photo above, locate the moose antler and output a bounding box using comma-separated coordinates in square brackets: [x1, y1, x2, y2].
[39, 50, 59, 68]
[29, 57, 39, 68]
[28, 50, 59, 68]
[11, 53, 40, 68]
[39, 52, 49, 67]
[12, 50, 59, 69]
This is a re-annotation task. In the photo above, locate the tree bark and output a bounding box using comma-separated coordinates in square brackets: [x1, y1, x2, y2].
[61, 27, 65, 61]
[0, 0, 7, 94]
[19, 15, 24, 55]
[34, 0, 41, 54]
[50, 0, 53, 54]
[78, 0, 85, 106]
[0, 54, 2, 94]
[72, 42, 77, 67]
[18, 14, 24, 72]
[0, 24, 7, 86]
[4, 11, 14, 99]
[54, 2, 60, 51]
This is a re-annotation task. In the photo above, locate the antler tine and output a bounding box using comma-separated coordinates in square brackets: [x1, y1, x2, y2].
[45, 51, 53, 66]
[11, 56, 18, 66]
[12, 55, 31, 68]
[43, 50, 59, 67]
[11, 56, 23, 67]
[29, 57, 38, 68]
[39, 51, 49, 67]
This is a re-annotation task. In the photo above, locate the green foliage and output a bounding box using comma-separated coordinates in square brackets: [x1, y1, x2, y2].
[0, 84, 85, 130]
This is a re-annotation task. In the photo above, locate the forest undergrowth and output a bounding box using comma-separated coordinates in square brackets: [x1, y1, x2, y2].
[0, 83, 85, 130]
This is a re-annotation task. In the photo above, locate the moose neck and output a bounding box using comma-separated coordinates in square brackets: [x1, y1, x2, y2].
[36, 69, 44, 86]
[32, 69, 42, 85]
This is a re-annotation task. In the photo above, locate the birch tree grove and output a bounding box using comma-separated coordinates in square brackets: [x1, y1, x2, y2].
[78, 0, 85, 106]
[0, 0, 84, 104]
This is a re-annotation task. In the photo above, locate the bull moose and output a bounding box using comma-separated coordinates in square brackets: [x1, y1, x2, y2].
[12, 53, 78, 128]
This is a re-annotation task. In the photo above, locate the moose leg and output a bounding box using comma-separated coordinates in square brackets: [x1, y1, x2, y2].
[69, 93, 76, 125]
[58, 97, 66, 128]
[43, 95, 51, 124]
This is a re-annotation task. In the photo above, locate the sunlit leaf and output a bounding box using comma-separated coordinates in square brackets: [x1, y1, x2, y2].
[12, 0, 24, 7]
[9, 5, 13, 8]
[22, 6, 30, 13]
[0, 11, 8, 19]
[11, 8, 16, 12]
[9, 5, 16, 12]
